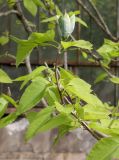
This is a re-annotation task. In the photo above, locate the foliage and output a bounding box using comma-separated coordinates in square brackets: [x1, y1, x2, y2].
[0, 1, 119, 160]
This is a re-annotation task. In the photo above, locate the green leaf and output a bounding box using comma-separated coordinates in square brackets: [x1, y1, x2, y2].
[23, 0, 37, 16]
[45, 86, 60, 105]
[29, 30, 55, 43]
[84, 104, 110, 120]
[82, 52, 88, 59]
[61, 40, 93, 50]
[55, 102, 73, 115]
[110, 76, 119, 84]
[68, 10, 80, 16]
[7, 0, 15, 7]
[0, 69, 12, 83]
[26, 112, 38, 123]
[66, 78, 104, 107]
[60, 67, 75, 86]
[15, 66, 46, 89]
[41, 15, 60, 23]
[36, 114, 73, 133]
[0, 112, 17, 128]
[0, 36, 9, 45]
[2, 94, 18, 108]
[94, 72, 107, 84]
[87, 137, 119, 160]
[76, 17, 88, 27]
[11, 30, 55, 66]
[97, 40, 119, 62]
[33, 0, 46, 10]
[54, 125, 71, 145]
[0, 97, 8, 118]
[25, 106, 55, 141]
[89, 119, 119, 136]
[12, 37, 37, 67]
[17, 77, 49, 114]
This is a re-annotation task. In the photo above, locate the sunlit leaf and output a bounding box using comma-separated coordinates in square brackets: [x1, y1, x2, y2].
[0, 69, 12, 83]
[87, 137, 119, 160]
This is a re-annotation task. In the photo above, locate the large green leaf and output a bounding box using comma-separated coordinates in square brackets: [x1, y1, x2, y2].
[0, 69, 12, 83]
[66, 78, 104, 107]
[84, 104, 110, 120]
[45, 86, 60, 105]
[15, 66, 46, 89]
[0, 112, 17, 128]
[0, 97, 8, 118]
[2, 94, 18, 108]
[97, 39, 119, 64]
[25, 106, 55, 141]
[36, 114, 73, 133]
[17, 77, 49, 114]
[87, 137, 119, 160]
[55, 102, 73, 115]
[60, 67, 75, 86]
[23, 0, 37, 16]
[61, 40, 93, 50]
[12, 30, 55, 66]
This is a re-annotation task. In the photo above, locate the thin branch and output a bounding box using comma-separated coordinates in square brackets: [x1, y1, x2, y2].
[76, 0, 118, 41]
[87, 0, 114, 37]
[0, 10, 19, 17]
[14, 0, 47, 107]
[64, 51, 68, 70]
[55, 66, 64, 104]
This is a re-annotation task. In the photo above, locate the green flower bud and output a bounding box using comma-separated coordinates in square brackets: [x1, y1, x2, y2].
[59, 13, 75, 39]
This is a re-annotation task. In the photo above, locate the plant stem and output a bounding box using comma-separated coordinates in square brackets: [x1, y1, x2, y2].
[64, 51, 68, 70]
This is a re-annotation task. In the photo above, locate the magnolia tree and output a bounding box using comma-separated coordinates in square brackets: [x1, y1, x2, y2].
[0, 0, 119, 160]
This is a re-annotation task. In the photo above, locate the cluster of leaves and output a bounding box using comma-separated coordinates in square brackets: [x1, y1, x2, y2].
[0, 27, 119, 159]
[0, 0, 119, 160]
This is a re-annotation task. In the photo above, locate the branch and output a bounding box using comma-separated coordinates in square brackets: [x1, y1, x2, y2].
[14, 0, 47, 107]
[76, 0, 118, 41]
[64, 51, 68, 70]
[0, 10, 18, 17]
[87, 0, 114, 37]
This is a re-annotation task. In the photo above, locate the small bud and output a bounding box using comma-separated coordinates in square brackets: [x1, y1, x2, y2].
[59, 13, 75, 39]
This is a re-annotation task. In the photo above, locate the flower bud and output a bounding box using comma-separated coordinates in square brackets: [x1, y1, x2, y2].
[59, 13, 75, 39]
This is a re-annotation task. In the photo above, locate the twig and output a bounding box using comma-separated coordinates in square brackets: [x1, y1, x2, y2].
[14, 0, 47, 107]
[14, 0, 32, 73]
[64, 51, 68, 70]
[0, 10, 19, 17]
[70, 35, 114, 78]
[87, 0, 114, 38]
[55, 66, 64, 104]
[76, 0, 118, 41]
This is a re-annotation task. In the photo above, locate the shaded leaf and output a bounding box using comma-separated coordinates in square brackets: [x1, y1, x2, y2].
[0, 36, 9, 45]
[0, 97, 8, 118]
[0, 69, 12, 83]
[61, 40, 92, 50]
[17, 77, 49, 114]
[2, 94, 18, 108]
[0, 112, 17, 128]
[25, 106, 55, 140]
[23, 0, 37, 16]
[76, 17, 88, 27]
[94, 72, 107, 84]
[110, 76, 119, 84]
[87, 137, 119, 160]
